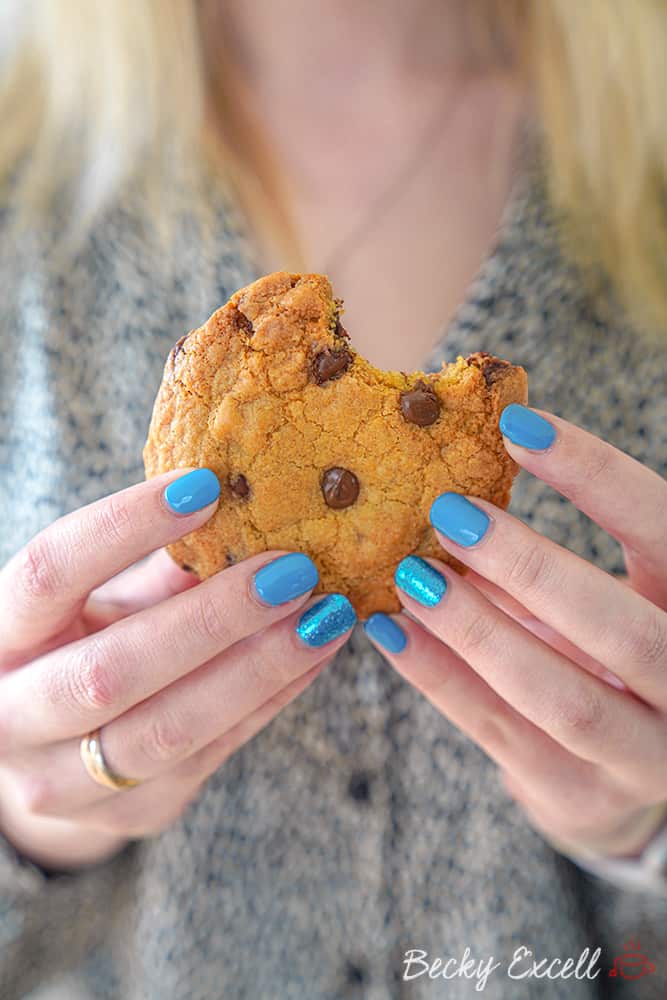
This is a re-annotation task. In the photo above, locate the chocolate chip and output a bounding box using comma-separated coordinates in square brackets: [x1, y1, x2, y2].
[465, 352, 511, 387]
[229, 474, 250, 499]
[399, 380, 440, 426]
[225, 553, 237, 566]
[334, 317, 350, 340]
[480, 360, 511, 386]
[233, 307, 254, 336]
[180, 563, 194, 573]
[312, 348, 351, 384]
[321, 467, 359, 509]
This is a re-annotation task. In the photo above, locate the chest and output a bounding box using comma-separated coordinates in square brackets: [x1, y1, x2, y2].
[262, 76, 526, 370]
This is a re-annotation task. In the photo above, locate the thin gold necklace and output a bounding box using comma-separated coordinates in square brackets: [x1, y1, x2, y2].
[322, 86, 463, 277]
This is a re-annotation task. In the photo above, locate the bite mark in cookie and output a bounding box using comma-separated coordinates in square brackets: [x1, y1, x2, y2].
[466, 351, 513, 387]
[143, 272, 528, 616]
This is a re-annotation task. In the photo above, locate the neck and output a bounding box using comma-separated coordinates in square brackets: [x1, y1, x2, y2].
[206, 0, 508, 97]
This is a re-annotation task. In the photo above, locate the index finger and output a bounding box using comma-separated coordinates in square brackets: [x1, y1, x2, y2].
[0, 468, 220, 661]
[499, 405, 667, 600]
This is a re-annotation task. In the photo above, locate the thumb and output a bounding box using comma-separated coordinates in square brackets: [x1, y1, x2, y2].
[84, 549, 201, 628]
[1, 551, 201, 671]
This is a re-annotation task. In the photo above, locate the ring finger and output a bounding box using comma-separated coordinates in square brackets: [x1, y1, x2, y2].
[363, 612, 643, 820]
[61, 661, 329, 835]
[392, 556, 667, 789]
[8, 595, 353, 817]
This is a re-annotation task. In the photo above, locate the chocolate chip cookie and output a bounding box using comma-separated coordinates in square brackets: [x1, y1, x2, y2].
[143, 272, 528, 617]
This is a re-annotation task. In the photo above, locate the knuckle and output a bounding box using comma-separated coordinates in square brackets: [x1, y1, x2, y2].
[506, 542, 555, 595]
[137, 709, 195, 765]
[552, 689, 604, 747]
[15, 535, 65, 605]
[190, 592, 233, 647]
[91, 494, 135, 551]
[620, 610, 667, 671]
[570, 445, 614, 504]
[458, 611, 497, 660]
[61, 640, 120, 714]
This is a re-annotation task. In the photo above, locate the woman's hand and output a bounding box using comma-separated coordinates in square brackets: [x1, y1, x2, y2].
[364, 405, 667, 860]
[0, 469, 355, 873]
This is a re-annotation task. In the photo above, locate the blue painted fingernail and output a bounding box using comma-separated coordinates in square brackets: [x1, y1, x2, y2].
[395, 556, 446, 607]
[296, 594, 356, 647]
[499, 404, 556, 451]
[430, 492, 490, 547]
[164, 469, 220, 514]
[363, 613, 407, 653]
[254, 553, 319, 606]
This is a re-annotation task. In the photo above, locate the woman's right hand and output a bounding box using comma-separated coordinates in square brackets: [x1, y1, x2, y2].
[0, 469, 355, 873]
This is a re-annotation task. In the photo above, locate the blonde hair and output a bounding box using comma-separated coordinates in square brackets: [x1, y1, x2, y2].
[2, 0, 667, 333]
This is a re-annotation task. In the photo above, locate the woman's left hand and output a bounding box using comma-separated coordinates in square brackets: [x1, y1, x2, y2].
[364, 405, 667, 859]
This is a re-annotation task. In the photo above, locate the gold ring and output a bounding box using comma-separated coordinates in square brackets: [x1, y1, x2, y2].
[79, 728, 142, 791]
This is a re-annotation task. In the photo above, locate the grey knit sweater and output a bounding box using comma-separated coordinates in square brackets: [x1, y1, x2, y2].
[1, 152, 666, 1000]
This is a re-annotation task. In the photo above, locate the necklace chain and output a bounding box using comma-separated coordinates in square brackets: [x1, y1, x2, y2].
[322, 89, 461, 277]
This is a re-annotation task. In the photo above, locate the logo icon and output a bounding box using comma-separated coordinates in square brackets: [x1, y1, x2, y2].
[608, 939, 656, 980]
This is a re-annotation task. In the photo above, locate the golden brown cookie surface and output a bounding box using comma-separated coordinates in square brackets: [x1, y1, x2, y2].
[143, 272, 528, 617]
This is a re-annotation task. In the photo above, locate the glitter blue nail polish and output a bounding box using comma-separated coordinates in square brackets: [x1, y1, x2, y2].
[296, 594, 356, 647]
[363, 613, 407, 654]
[395, 555, 446, 607]
[430, 492, 490, 547]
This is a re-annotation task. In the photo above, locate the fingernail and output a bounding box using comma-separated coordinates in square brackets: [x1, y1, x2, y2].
[395, 556, 446, 607]
[430, 492, 490, 547]
[363, 613, 407, 653]
[499, 404, 556, 451]
[296, 594, 356, 647]
[254, 553, 319, 606]
[164, 469, 220, 514]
